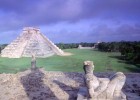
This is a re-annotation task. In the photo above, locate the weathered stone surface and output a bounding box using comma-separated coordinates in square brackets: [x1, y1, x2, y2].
[1, 27, 64, 58]
[0, 70, 140, 100]
[78, 45, 93, 49]
[31, 54, 37, 70]
[0, 58, 139, 100]
[77, 61, 127, 100]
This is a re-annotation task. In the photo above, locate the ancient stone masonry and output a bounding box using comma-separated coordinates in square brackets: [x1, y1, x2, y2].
[1, 27, 64, 58]
[0, 62, 140, 99]
[78, 45, 93, 49]
[31, 54, 37, 70]
[77, 61, 126, 100]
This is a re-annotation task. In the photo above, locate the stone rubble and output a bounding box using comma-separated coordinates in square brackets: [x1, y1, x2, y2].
[0, 69, 140, 100]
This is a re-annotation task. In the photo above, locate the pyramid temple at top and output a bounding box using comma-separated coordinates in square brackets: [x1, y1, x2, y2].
[1, 27, 64, 58]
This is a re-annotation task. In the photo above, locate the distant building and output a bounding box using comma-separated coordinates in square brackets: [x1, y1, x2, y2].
[93, 41, 101, 49]
[78, 45, 93, 49]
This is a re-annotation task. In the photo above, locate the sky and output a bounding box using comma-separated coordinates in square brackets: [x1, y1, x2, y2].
[0, 0, 140, 44]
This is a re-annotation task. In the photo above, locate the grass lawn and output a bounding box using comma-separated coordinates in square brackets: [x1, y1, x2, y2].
[0, 49, 140, 73]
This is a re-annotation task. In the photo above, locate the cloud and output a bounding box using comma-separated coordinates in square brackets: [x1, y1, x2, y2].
[0, 30, 20, 43]
[88, 24, 140, 42]
[0, 0, 140, 31]
[0, 0, 140, 43]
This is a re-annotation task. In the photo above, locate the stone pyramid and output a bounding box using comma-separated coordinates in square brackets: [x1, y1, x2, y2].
[1, 27, 64, 58]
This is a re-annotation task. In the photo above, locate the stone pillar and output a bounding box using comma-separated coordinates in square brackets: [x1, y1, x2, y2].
[31, 54, 36, 70]
[83, 61, 94, 98]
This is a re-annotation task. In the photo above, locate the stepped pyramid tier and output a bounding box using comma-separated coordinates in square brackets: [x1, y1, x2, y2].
[1, 27, 65, 58]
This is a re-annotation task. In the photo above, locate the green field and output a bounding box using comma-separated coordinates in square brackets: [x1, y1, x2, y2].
[0, 49, 140, 73]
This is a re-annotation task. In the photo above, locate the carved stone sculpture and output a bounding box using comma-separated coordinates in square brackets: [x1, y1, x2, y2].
[77, 61, 126, 100]
[31, 54, 37, 70]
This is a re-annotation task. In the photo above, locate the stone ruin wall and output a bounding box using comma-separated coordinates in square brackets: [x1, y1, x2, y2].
[78, 45, 93, 49]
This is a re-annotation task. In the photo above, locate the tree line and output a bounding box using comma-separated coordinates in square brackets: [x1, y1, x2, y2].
[56, 42, 95, 49]
[98, 41, 140, 63]
[0, 42, 139, 64]
[0, 44, 8, 54]
[0, 43, 94, 53]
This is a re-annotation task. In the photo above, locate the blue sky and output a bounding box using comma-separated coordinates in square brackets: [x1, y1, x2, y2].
[0, 0, 140, 43]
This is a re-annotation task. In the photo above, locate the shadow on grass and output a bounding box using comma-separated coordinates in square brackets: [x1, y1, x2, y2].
[20, 68, 58, 100]
[109, 56, 140, 73]
[109, 55, 124, 60]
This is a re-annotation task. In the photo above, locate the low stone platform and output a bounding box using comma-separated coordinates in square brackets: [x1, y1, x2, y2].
[0, 69, 140, 100]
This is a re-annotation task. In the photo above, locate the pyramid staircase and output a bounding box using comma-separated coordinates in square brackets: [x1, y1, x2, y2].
[1, 27, 64, 58]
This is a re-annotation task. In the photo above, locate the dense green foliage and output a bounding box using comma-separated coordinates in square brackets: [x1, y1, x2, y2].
[98, 41, 140, 64]
[56, 42, 95, 49]
[0, 44, 8, 53]
[0, 49, 139, 73]
[56, 43, 79, 49]
[0, 42, 94, 52]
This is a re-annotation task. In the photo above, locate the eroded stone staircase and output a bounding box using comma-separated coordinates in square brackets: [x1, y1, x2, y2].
[1, 27, 64, 58]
